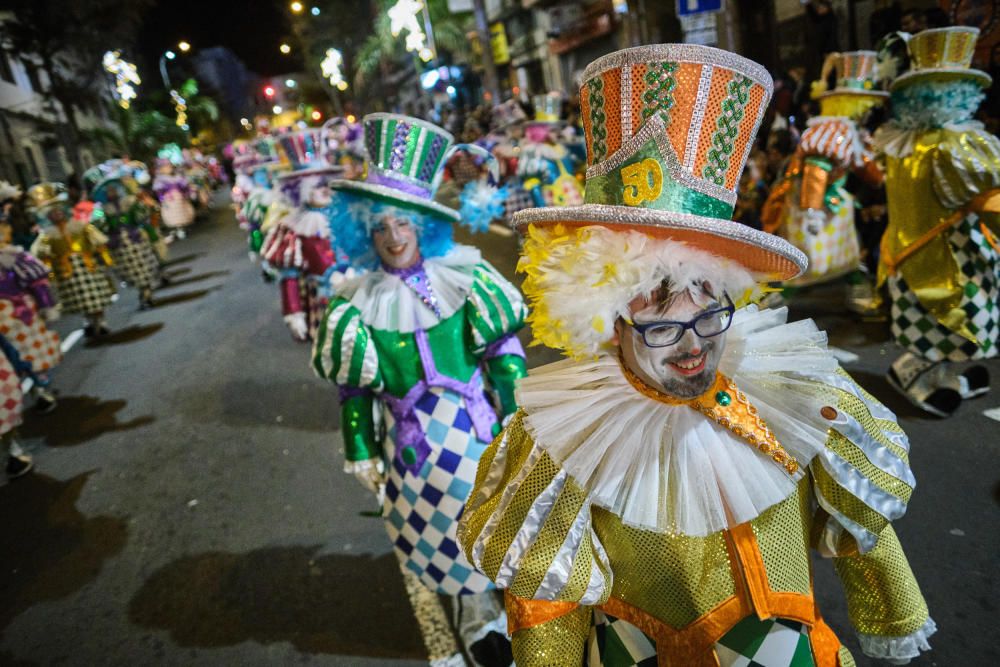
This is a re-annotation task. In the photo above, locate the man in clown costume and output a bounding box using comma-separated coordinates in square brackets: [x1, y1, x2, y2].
[459, 44, 934, 667]
[312, 113, 525, 665]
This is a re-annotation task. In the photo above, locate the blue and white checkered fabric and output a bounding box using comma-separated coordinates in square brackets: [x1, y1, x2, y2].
[383, 386, 495, 595]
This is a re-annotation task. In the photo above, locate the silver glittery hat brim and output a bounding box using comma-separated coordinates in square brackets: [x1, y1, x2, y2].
[582, 43, 773, 96]
[276, 165, 344, 180]
[890, 67, 992, 90]
[512, 204, 808, 281]
[329, 179, 460, 222]
[818, 88, 889, 98]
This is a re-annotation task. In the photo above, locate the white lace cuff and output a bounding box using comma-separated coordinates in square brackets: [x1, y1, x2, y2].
[858, 617, 937, 665]
[343, 458, 384, 475]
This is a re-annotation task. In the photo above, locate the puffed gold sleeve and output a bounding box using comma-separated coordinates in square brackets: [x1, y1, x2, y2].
[507, 594, 591, 667]
[833, 524, 935, 662]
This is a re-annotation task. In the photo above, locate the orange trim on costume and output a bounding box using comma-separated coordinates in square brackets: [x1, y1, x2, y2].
[504, 591, 579, 634]
[881, 188, 1000, 276]
[595, 523, 842, 666]
[667, 62, 701, 164]
[618, 363, 800, 475]
[604, 69, 623, 157]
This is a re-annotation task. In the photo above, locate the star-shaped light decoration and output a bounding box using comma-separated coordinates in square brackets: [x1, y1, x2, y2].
[103, 50, 142, 109]
[388, 0, 423, 37]
[320, 47, 348, 90]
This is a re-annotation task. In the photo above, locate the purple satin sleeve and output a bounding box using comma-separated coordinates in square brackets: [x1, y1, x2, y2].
[484, 333, 525, 360]
[28, 279, 55, 310]
[338, 385, 371, 402]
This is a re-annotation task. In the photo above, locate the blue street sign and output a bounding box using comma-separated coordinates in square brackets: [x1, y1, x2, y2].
[677, 0, 723, 16]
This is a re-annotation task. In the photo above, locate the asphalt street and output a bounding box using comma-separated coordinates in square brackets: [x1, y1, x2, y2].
[0, 194, 997, 666]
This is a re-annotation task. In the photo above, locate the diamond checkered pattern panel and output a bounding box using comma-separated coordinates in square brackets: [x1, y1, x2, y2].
[382, 387, 494, 596]
[890, 215, 999, 362]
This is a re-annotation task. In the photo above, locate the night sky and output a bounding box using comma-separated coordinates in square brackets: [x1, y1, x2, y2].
[136, 0, 302, 85]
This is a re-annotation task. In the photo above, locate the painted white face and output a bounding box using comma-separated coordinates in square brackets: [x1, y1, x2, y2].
[307, 183, 332, 208]
[372, 213, 420, 270]
[617, 284, 729, 400]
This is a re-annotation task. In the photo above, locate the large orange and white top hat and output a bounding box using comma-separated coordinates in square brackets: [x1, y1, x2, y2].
[512, 44, 806, 282]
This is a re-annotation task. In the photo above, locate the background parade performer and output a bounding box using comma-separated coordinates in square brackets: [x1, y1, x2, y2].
[763, 50, 887, 310]
[873, 26, 1000, 417]
[261, 128, 350, 342]
[516, 92, 584, 209]
[86, 163, 162, 310]
[460, 43, 934, 667]
[27, 184, 116, 338]
[312, 113, 527, 664]
[153, 158, 195, 237]
[0, 214, 61, 412]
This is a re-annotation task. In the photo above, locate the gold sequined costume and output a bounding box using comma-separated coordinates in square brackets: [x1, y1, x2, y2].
[459, 318, 934, 665]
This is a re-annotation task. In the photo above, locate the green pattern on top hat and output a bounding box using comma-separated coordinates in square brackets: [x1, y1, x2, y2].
[363, 113, 455, 196]
[642, 61, 678, 125]
[703, 76, 752, 186]
[588, 78, 608, 164]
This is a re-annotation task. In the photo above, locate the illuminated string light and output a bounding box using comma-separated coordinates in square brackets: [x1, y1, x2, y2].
[102, 50, 141, 109]
[321, 47, 348, 90]
[388, 0, 433, 60]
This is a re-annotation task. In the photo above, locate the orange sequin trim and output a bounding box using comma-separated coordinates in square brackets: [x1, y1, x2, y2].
[618, 360, 800, 475]
[505, 592, 579, 634]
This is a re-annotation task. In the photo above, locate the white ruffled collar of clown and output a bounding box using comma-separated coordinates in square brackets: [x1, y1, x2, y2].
[516, 305, 844, 537]
[336, 244, 481, 333]
[0, 245, 23, 268]
[873, 119, 984, 159]
[286, 208, 329, 238]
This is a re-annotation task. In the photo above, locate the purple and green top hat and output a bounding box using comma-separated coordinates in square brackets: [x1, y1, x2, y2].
[329, 113, 464, 221]
[276, 129, 342, 181]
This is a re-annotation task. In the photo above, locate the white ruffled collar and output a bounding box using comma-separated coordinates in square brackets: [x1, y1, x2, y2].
[516, 306, 842, 536]
[0, 245, 21, 269]
[287, 209, 329, 238]
[336, 244, 481, 333]
[873, 120, 983, 158]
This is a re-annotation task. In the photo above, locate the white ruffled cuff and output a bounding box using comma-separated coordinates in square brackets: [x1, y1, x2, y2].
[342, 457, 384, 475]
[857, 617, 936, 665]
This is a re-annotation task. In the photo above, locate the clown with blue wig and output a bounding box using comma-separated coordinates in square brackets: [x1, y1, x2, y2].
[311, 113, 525, 663]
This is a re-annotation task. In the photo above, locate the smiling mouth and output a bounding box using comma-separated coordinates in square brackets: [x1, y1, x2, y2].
[668, 352, 707, 376]
[386, 243, 408, 256]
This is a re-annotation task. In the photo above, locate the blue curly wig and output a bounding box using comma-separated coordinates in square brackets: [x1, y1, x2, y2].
[327, 191, 455, 270]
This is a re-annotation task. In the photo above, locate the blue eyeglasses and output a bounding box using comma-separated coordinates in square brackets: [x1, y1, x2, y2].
[627, 293, 735, 348]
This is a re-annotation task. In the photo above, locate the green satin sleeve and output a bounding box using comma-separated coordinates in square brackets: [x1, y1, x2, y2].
[485, 353, 527, 420]
[340, 392, 380, 463]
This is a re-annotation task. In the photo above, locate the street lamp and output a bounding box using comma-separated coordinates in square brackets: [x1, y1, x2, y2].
[279, 43, 292, 55]
[311, 6, 320, 15]
[290, 1, 303, 13]
[178, 41, 191, 53]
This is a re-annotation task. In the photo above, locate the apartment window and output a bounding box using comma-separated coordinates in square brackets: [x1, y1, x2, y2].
[0, 53, 13, 84]
[24, 63, 43, 93]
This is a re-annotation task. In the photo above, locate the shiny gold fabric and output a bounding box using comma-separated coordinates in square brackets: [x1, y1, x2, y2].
[834, 525, 929, 637]
[879, 128, 1000, 341]
[511, 604, 591, 666]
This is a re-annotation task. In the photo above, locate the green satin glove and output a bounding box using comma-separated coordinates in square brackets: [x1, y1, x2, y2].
[485, 353, 527, 419]
[341, 392, 380, 462]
